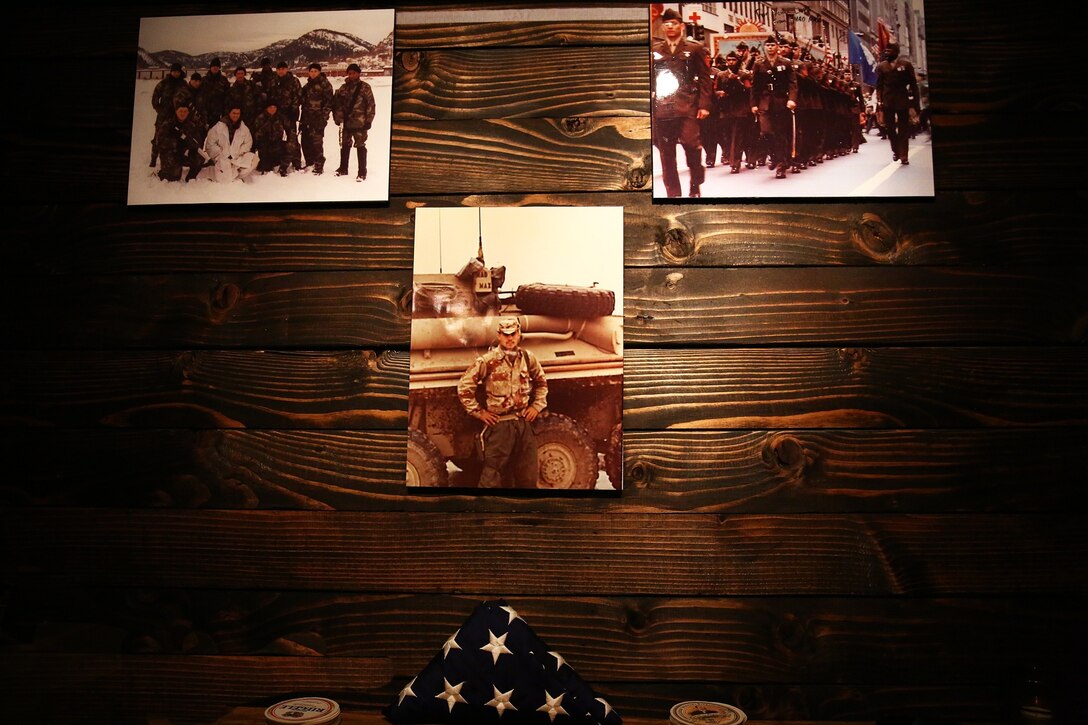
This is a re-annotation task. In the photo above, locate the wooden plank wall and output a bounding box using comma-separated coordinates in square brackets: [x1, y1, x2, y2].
[3, 2, 1086, 723]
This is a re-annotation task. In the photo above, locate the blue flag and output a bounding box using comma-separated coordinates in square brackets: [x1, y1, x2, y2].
[384, 599, 622, 724]
[849, 31, 877, 86]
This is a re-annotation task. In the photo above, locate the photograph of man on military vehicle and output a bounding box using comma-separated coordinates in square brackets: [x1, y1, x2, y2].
[408, 207, 624, 492]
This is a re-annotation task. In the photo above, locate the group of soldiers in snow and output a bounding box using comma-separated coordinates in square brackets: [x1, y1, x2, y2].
[652, 8, 921, 197]
[150, 56, 375, 184]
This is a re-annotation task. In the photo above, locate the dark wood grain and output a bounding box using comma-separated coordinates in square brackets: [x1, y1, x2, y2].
[0, 350, 409, 429]
[6, 272, 411, 348]
[4, 348, 1085, 430]
[8, 509, 1087, 594]
[390, 118, 651, 194]
[8, 590, 1080, 687]
[13, 192, 1088, 275]
[621, 348, 1088, 430]
[393, 48, 647, 119]
[625, 266, 1087, 345]
[395, 20, 648, 48]
[4, 428, 1083, 513]
[0, 653, 390, 725]
[11, 266, 1085, 347]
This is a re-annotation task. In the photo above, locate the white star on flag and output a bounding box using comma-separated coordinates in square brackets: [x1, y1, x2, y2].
[500, 604, 522, 624]
[397, 676, 416, 705]
[595, 696, 614, 717]
[442, 628, 461, 659]
[537, 690, 568, 722]
[549, 650, 568, 670]
[480, 629, 513, 664]
[485, 685, 518, 716]
[435, 678, 467, 712]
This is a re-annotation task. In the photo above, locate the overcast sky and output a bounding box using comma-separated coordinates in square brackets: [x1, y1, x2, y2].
[413, 207, 624, 310]
[139, 9, 393, 54]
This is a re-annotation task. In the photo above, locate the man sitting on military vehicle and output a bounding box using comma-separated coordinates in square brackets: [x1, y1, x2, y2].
[457, 317, 548, 488]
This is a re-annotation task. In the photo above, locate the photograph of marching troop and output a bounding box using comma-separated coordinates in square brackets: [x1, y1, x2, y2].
[651, 1, 932, 199]
[407, 207, 624, 493]
[127, 9, 394, 205]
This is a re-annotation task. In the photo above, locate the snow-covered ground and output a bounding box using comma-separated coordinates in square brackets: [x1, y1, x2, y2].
[127, 75, 392, 205]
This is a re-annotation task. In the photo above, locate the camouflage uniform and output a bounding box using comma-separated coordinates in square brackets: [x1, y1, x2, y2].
[150, 71, 187, 166]
[227, 75, 259, 129]
[271, 69, 303, 168]
[173, 80, 209, 142]
[155, 111, 205, 182]
[201, 68, 231, 125]
[458, 346, 548, 488]
[332, 71, 376, 178]
[300, 71, 334, 171]
[253, 108, 290, 174]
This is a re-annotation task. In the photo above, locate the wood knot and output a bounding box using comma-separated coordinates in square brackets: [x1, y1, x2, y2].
[838, 347, 871, 374]
[398, 286, 414, 317]
[173, 351, 196, 381]
[560, 117, 588, 136]
[850, 213, 898, 260]
[775, 612, 809, 651]
[397, 51, 422, 72]
[624, 164, 650, 190]
[762, 433, 806, 472]
[622, 604, 650, 634]
[659, 223, 695, 263]
[210, 282, 240, 313]
[628, 461, 652, 488]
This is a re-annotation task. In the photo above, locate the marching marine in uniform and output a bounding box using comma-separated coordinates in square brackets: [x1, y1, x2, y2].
[651, 8, 712, 197]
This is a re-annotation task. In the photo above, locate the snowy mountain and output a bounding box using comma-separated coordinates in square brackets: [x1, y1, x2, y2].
[139, 28, 388, 70]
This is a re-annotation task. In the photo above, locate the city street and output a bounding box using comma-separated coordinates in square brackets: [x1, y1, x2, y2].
[653, 128, 934, 198]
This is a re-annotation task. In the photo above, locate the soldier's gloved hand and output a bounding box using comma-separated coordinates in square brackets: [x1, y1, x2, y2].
[477, 410, 500, 426]
[521, 407, 539, 423]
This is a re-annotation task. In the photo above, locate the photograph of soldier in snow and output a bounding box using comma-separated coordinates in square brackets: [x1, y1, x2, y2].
[128, 8, 393, 206]
[650, 2, 933, 199]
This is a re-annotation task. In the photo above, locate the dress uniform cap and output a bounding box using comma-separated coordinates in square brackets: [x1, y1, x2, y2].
[497, 318, 521, 334]
[661, 8, 682, 22]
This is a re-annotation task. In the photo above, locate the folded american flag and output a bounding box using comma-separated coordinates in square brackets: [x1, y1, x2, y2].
[383, 599, 622, 724]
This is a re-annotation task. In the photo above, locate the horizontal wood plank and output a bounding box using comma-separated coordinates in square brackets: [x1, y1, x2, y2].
[395, 19, 648, 48]
[12, 192, 1088, 274]
[390, 118, 651, 194]
[624, 267, 1088, 345]
[393, 47, 647, 118]
[0, 350, 409, 429]
[8, 509, 1087, 594]
[4, 348, 1085, 430]
[9, 267, 1086, 347]
[8, 591, 1081, 687]
[621, 348, 1088, 429]
[0, 653, 389, 725]
[3, 428, 1083, 513]
[6, 272, 411, 348]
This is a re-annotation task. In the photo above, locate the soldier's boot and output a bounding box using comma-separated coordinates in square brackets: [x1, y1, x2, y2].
[356, 147, 367, 180]
[150, 141, 158, 168]
[334, 147, 351, 176]
[185, 165, 201, 182]
[313, 161, 323, 175]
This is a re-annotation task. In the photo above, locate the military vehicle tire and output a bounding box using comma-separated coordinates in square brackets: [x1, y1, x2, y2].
[406, 429, 449, 487]
[515, 283, 615, 317]
[533, 413, 597, 489]
[605, 423, 623, 486]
